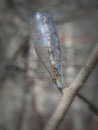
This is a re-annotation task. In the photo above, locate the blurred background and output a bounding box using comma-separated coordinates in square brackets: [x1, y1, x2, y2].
[0, 0, 98, 130]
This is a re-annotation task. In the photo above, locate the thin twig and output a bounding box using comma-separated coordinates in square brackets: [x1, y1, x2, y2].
[77, 93, 98, 115]
[44, 44, 98, 130]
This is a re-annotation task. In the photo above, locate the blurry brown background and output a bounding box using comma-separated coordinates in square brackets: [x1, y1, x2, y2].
[0, 0, 98, 130]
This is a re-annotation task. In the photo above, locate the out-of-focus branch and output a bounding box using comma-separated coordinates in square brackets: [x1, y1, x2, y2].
[44, 44, 98, 130]
[0, 37, 28, 87]
[77, 93, 98, 115]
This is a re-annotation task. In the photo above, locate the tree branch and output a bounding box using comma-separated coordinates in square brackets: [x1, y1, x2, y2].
[44, 44, 98, 130]
[77, 93, 98, 115]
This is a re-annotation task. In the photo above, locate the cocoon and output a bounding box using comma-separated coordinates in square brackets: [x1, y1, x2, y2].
[29, 10, 65, 89]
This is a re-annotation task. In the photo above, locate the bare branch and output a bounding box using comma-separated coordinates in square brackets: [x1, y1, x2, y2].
[77, 93, 98, 115]
[44, 44, 98, 130]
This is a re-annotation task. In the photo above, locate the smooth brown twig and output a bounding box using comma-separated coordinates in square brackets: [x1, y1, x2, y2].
[44, 44, 98, 130]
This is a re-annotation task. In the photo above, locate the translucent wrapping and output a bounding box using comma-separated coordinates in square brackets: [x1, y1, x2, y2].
[29, 10, 65, 88]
